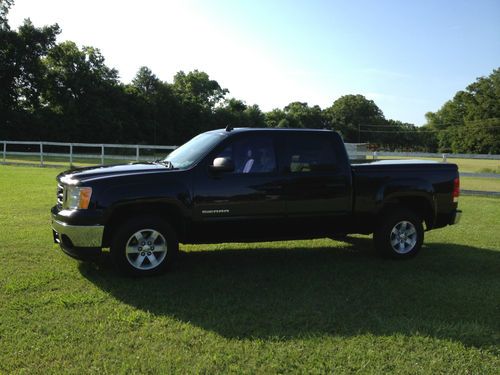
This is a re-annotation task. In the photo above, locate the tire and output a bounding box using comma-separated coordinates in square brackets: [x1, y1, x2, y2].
[110, 215, 178, 276]
[373, 208, 424, 259]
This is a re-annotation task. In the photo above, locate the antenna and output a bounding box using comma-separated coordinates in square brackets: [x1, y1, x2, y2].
[225, 124, 234, 132]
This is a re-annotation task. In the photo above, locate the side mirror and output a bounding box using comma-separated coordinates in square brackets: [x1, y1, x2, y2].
[210, 157, 235, 173]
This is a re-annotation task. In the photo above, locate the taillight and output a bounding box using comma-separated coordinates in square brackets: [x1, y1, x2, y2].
[453, 177, 460, 203]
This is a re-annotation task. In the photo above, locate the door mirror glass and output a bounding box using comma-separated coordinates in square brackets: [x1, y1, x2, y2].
[210, 157, 235, 172]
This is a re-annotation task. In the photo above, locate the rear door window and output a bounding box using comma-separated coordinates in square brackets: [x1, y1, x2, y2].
[285, 134, 337, 173]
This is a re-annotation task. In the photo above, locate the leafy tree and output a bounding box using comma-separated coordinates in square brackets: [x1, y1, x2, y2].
[264, 102, 324, 129]
[243, 104, 267, 128]
[265, 108, 286, 128]
[0, 0, 13, 30]
[172, 70, 228, 110]
[283, 102, 325, 128]
[215, 99, 266, 128]
[131, 66, 161, 96]
[324, 94, 386, 142]
[425, 68, 500, 153]
[41, 41, 123, 141]
[0, 16, 60, 139]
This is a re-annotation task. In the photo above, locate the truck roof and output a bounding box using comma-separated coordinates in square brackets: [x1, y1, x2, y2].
[206, 127, 336, 136]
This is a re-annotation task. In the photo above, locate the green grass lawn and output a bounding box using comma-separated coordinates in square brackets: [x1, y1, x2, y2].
[460, 177, 500, 192]
[2, 154, 155, 168]
[376, 156, 500, 174]
[4, 153, 500, 174]
[0, 165, 499, 374]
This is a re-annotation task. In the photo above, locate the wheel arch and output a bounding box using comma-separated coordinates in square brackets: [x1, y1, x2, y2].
[378, 194, 436, 230]
[102, 200, 186, 247]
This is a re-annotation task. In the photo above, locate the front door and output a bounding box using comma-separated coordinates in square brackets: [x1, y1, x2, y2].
[191, 133, 286, 242]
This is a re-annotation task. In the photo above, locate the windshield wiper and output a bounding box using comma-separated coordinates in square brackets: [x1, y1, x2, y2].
[154, 160, 176, 169]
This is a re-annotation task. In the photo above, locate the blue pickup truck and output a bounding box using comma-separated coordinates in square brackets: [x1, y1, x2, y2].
[52, 127, 461, 275]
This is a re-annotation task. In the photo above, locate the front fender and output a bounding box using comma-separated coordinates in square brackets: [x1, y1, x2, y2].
[99, 178, 192, 222]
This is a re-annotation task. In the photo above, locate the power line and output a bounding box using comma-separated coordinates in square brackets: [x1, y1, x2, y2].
[359, 118, 500, 129]
[358, 125, 500, 133]
[359, 129, 438, 133]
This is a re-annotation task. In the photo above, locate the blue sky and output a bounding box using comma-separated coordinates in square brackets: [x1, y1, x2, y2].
[9, 0, 500, 125]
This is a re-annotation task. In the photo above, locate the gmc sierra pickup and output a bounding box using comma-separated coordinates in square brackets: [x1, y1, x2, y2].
[51, 128, 461, 275]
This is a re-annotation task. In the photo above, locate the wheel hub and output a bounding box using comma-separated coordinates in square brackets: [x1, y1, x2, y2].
[125, 229, 168, 270]
[390, 221, 417, 254]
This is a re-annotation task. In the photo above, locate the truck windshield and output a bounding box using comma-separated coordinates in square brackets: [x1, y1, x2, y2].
[163, 132, 225, 169]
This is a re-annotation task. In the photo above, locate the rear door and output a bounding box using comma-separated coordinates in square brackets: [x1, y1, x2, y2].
[280, 132, 352, 234]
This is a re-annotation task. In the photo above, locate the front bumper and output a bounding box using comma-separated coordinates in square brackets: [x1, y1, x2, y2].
[52, 216, 104, 260]
[52, 218, 104, 247]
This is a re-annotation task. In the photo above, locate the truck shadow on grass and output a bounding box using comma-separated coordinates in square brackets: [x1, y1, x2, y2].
[79, 237, 499, 351]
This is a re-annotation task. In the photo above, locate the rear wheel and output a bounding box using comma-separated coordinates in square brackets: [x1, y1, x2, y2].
[110, 216, 178, 276]
[374, 208, 424, 259]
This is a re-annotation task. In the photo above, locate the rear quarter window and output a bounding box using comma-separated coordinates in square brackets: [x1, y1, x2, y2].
[285, 134, 337, 173]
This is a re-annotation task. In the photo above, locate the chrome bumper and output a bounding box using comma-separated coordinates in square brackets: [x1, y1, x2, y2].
[52, 218, 104, 248]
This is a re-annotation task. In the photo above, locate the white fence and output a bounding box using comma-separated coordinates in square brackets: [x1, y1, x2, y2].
[1, 140, 177, 167]
[371, 151, 500, 161]
[1, 140, 499, 167]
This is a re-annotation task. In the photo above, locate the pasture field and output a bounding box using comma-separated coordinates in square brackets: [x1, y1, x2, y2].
[376, 156, 500, 174]
[3, 153, 500, 174]
[1, 154, 157, 168]
[0, 165, 499, 374]
[460, 177, 500, 192]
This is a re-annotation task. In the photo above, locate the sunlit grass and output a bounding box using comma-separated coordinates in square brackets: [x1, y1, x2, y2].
[376, 156, 500, 174]
[0, 165, 498, 373]
[460, 177, 500, 192]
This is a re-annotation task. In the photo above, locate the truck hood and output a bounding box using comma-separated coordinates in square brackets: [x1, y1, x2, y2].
[57, 162, 172, 184]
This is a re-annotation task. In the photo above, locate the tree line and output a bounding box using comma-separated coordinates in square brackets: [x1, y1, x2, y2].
[1, 3, 498, 153]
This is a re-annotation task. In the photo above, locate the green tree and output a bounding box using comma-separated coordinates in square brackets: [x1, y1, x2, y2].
[425, 68, 500, 153]
[0, 17, 60, 138]
[265, 108, 286, 128]
[324, 94, 386, 142]
[243, 104, 267, 128]
[0, 0, 14, 30]
[215, 99, 266, 128]
[131, 66, 161, 96]
[172, 70, 228, 110]
[283, 102, 325, 129]
[41, 41, 123, 141]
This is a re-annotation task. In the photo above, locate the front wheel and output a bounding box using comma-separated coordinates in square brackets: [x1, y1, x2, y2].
[373, 208, 424, 259]
[111, 216, 178, 276]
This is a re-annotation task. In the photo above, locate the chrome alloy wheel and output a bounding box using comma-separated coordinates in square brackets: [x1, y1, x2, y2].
[389, 221, 417, 254]
[125, 229, 168, 270]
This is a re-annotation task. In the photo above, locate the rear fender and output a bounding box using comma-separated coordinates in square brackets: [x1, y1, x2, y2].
[375, 178, 437, 228]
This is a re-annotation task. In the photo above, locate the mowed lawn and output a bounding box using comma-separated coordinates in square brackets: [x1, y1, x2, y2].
[0, 165, 499, 374]
[5, 152, 500, 174]
[376, 156, 500, 174]
[461, 177, 500, 192]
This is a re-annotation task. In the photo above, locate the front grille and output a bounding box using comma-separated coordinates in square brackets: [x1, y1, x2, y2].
[56, 184, 64, 210]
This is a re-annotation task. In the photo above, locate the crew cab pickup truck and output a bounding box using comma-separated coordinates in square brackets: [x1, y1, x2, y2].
[51, 128, 461, 275]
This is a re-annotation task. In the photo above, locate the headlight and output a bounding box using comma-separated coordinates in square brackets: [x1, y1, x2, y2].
[64, 186, 92, 210]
